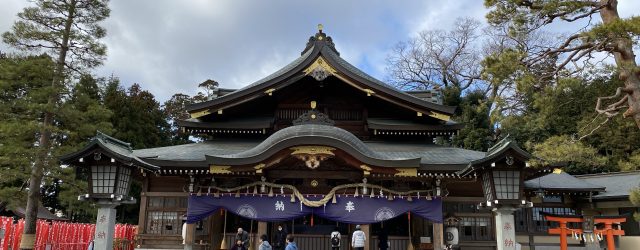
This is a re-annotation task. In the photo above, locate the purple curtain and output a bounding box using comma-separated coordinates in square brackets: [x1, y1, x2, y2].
[187, 194, 442, 224]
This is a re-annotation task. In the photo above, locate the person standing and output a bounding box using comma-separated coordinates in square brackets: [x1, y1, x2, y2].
[285, 235, 298, 250]
[351, 225, 366, 250]
[377, 228, 388, 250]
[235, 227, 250, 249]
[330, 227, 341, 250]
[258, 234, 272, 250]
[274, 224, 288, 250]
[230, 239, 246, 250]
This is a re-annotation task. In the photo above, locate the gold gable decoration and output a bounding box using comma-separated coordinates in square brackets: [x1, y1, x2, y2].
[190, 109, 212, 119]
[428, 111, 450, 121]
[394, 168, 418, 177]
[209, 165, 232, 174]
[290, 146, 335, 169]
[303, 57, 338, 81]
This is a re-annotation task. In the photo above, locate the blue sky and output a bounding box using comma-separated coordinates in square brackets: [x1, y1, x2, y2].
[1, 1, 638, 102]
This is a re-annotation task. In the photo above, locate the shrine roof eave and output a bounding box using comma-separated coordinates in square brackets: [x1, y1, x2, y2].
[176, 117, 274, 130]
[205, 124, 421, 168]
[321, 46, 456, 115]
[59, 131, 160, 171]
[186, 38, 457, 116]
[367, 118, 464, 131]
[456, 138, 532, 177]
[524, 172, 605, 192]
[186, 45, 320, 113]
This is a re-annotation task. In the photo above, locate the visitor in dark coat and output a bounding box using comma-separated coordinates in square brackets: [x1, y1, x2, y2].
[230, 239, 246, 250]
[378, 228, 389, 250]
[235, 227, 250, 248]
[274, 224, 288, 250]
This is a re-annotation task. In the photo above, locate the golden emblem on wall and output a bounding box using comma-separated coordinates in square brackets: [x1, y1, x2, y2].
[290, 146, 335, 169]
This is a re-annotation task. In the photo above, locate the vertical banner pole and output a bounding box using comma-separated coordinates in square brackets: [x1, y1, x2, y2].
[220, 210, 227, 250]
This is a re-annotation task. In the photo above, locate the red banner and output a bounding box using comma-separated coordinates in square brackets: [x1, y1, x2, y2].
[0, 217, 137, 250]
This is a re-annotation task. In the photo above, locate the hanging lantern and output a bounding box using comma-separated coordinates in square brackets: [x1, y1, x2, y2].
[260, 176, 267, 193]
[332, 194, 337, 204]
[235, 190, 240, 198]
[354, 188, 359, 197]
[362, 178, 368, 195]
[290, 194, 296, 203]
[268, 187, 274, 197]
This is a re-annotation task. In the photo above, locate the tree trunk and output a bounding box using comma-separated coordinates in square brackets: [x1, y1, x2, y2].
[600, 0, 640, 128]
[19, 1, 76, 249]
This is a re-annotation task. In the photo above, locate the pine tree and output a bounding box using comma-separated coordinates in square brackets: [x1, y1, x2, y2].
[484, 0, 640, 128]
[104, 80, 171, 149]
[2, 1, 110, 248]
[0, 54, 54, 212]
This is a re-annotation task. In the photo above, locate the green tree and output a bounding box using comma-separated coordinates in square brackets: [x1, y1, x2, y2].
[163, 93, 194, 144]
[54, 75, 113, 222]
[451, 90, 494, 151]
[104, 80, 171, 149]
[2, 1, 109, 246]
[0, 54, 54, 213]
[484, 0, 640, 129]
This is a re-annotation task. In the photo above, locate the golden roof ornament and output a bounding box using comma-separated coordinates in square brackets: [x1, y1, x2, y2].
[318, 24, 323, 32]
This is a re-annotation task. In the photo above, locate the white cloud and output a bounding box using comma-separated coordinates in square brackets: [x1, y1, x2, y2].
[2, 0, 636, 102]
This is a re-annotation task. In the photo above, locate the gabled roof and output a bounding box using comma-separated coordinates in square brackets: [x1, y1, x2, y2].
[524, 172, 605, 192]
[186, 29, 456, 118]
[576, 171, 640, 200]
[59, 131, 160, 171]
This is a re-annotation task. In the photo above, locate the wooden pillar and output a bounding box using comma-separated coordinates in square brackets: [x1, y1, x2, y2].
[604, 222, 615, 250]
[558, 222, 567, 250]
[137, 177, 149, 233]
[360, 224, 370, 250]
[184, 223, 195, 250]
[432, 223, 444, 250]
[208, 211, 224, 250]
[255, 221, 268, 248]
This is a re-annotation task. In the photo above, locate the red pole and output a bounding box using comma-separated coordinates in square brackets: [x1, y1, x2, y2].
[605, 222, 615, 250]
[559, 221, 567, 250]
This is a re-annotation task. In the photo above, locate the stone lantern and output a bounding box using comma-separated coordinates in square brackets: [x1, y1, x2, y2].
[61, 132, 158, 250]
[457, 138, 533, 250]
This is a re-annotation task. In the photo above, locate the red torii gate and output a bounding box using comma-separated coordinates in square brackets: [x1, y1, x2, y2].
[543, 213, 626, 250]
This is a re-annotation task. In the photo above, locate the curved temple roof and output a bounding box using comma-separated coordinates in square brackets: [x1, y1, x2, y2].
[186, 30, 456, 117]
[205, 124, 422, 168]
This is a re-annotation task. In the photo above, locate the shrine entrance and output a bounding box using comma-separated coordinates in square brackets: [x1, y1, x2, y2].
[216, 212, 417, 250]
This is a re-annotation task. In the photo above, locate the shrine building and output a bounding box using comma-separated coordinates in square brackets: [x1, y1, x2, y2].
[62, 27, 640, 250]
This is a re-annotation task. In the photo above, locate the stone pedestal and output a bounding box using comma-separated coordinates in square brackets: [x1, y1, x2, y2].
[493, 206, 518, 250]
[94, 202, 118, 250]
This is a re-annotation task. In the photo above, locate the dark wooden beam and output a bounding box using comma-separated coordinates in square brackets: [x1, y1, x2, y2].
[266, 170, 362, 179]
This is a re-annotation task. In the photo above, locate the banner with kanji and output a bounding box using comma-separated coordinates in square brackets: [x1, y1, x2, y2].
[187, 194, 442, 224]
